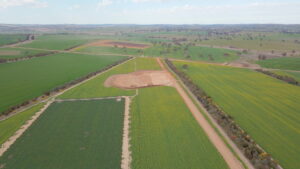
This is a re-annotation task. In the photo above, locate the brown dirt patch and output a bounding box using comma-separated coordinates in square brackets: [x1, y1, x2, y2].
[0, 50, 20, 56]
[225, 62, 261, 69]
[104, 70, 174, 89]
[89, 40, 150, 49]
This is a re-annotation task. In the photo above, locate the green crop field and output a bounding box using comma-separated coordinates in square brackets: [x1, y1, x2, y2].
[0, 47, 50, 59]
[130, 86, 229, 169]
[0, 99, 124, 169]
[0, 53, 125, 114]
[77, 46, 142, 56]
[173, 61, 300, 169]
[59, 57, 161, 99]
[0, 103, 45, 146]
[20, 34, 100, 50]
[0, 34, 28, 46]
[256, 57, 300, 71]
[144, 45, 239, 62]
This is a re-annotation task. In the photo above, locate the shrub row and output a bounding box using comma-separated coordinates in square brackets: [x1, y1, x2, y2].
[1, 57, 133, 117]
[165, 59, 280, 169]
[0, 51, 57, 64]
[256, 69, 299, 86]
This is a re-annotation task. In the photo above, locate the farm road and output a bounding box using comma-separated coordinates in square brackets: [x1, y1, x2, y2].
[156, 58, 245, 169]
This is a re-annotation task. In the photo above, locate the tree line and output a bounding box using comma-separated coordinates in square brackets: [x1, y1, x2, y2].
[165, 59, 280, 169]
[0, 51, 57, 64]
[256, 69, 299, 86]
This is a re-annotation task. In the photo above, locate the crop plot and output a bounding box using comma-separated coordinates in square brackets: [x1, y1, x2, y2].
[0, 99, 125, 169]
[130, 86, 229, 169]
[173, 61, 300, 169]
[0, 52, 125, 114]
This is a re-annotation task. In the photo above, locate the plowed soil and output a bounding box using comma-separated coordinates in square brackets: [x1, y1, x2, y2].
[104, 70, 174, 89]
[89, 40, 150, 49]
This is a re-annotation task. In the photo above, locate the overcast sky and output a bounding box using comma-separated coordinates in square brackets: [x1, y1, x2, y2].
[0, 0, 299, 24]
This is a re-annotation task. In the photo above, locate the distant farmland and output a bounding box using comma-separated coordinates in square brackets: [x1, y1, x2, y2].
[0, 47, 50, 59]
[173, 61, 300, 169]
[20, 34, 100, 50]
[0, 99, 125, 169]
[0, 53, 125, 114]
[0, 34, 28, 46]
[256, 57, 300, 71]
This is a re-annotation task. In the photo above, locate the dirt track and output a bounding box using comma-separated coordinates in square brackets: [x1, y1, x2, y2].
[121, 97, 131, 169]
[156, 58, 244, 169]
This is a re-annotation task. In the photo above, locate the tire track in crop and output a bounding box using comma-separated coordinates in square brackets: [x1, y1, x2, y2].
[156, 58, 244, 169]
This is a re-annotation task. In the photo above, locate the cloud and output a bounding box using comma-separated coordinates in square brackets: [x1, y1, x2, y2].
[97, 0, 113, 8]
[68, 4, 80, 10]
[0, 0, 47, 8]
[131, 0, 170, 2]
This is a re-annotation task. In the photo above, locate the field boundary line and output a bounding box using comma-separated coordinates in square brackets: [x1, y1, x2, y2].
[0, 57, 135, 122]
[156, 58, 244, 169]
[0, 99, 54, 157]
[55, 97, 122, 102]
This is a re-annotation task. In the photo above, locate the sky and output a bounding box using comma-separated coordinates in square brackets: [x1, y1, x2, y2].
[0, 0, 300, 24]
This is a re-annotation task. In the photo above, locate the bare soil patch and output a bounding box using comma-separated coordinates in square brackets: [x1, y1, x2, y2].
[89, 40, 150, 49]
[224, 62, 261, 69]
[0, 50, 20, 56]
[104, 70, 174, 89]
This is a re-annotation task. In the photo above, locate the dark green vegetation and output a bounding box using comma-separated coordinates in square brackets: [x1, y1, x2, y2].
[0, 99, 124, 169]
[174, 61, 300, 169]
[0, 103, 45, 146]
[256, 57, 300, 71]
[0, 34, 28, 46]
[59, 57, 161, 99]
[21, 34, 100, 50]
[0, 53, 125, 114]
[131, 86, 229, 169]
[0, 47, 50, 59]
